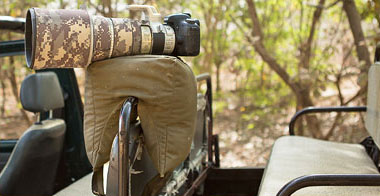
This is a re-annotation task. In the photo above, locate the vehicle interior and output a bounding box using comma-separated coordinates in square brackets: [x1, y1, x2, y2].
[1, 12, 380, 196]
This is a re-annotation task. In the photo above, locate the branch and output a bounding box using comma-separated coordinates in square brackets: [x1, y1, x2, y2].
[325, 0, 341, 9]
[335, 45, 365, 106]
[343, 85, 366, 105]
[245, 0, 298, 93]
[321, 9, 344, 55]
[335, 74, 344, 104]
[246, 0, 263, 38]
[302, 0, 326, 69]
[323, 112, 342, 139]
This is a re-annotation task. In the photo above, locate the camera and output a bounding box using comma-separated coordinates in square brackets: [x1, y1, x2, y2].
[25, 5, 200, 69]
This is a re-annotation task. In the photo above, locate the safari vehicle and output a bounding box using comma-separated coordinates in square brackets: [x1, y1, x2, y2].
[1, 15, 380, 196]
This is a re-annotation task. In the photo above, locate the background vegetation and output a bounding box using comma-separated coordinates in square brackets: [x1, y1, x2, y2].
[1, 0, 380, 166]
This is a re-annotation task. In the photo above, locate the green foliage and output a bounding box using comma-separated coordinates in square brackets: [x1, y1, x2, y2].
[1, 0, 379, 140]
[153, 0, 377, 136]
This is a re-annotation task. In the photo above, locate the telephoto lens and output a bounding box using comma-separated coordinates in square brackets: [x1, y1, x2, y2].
[25, 5, 200, 70]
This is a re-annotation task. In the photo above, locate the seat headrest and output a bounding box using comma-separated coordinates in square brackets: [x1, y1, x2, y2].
[20, 72, 64, 113]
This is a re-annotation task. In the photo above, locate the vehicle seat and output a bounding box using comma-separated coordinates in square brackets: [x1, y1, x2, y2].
[0, 72, 66, 196]
[257, 62, 380, 196]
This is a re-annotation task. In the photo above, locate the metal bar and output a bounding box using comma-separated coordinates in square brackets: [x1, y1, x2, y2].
[196, 73, 211, 82]
[289, 106, 367, 135]
[183, 167, 210, 196]
[196, 73, 212, 127]
[196, 73, 214, 166]
[277, 174, 380, 196]
[0, 40, 25, 57]
[118, 97, 138, 196]
[213, 135, 220, 167]
[0, 16, 25, 32]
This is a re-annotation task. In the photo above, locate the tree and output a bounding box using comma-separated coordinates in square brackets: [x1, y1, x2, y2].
[241, 0, 326, 137]
[237, 0, 374, 138]
[343, 0, 371, 94]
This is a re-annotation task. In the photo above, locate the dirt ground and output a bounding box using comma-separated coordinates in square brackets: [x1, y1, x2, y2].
[0, 116, 30, 139]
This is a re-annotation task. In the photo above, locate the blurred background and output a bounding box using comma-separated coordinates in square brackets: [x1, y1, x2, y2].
[1, 0, 379, 167]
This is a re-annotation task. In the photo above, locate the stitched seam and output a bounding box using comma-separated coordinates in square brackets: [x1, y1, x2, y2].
[89, 70, 97, 167]
[108, 18, 114, 58]
[87, 12, 94, 66]
[98, 100, 124, 165]
[163, 58, 178, 174]
[153, 103, 161, 175]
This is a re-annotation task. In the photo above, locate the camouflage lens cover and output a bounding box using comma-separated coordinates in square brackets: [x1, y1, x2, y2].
[27, 8, 92, 69]
[26, 8, 152, 69]
[92, 16, 112, 62]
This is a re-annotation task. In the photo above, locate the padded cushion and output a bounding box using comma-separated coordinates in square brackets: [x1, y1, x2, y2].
[20, 72, 64, 113]
[54, 173, 94, 196]
[84, 55, 197, 176]
[0, 119, 66, 196]
[258, 136, 380, 196]
[54, 163, 108, 196]
[366, 62, 380, 148]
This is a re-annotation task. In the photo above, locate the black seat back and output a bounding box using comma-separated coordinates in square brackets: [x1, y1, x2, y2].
[0, 72, 66, 196]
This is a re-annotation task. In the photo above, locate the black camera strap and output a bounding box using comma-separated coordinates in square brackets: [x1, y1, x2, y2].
[360, 136, 380, 166]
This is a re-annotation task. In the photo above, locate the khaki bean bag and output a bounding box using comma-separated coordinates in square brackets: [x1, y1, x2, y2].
[84, 55, 197, 178]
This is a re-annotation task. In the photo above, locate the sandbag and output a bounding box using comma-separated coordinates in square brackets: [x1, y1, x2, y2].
[84, 55, 197, 177]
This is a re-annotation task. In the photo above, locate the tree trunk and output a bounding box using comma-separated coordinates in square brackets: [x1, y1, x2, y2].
[295, 103, 304, 136]
[295, 88, 322, 138]
[102, 0, 113, 17]
[343, 0, 372, 105]
[343, 0, 372, 74]
[245, 0, 324, 137]
[0, 59, 6, 117]
[1, 79, 5, 117]
[216, 62, 221, 92]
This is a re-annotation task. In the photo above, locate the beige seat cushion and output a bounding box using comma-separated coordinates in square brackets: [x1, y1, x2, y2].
[54, 173, 94, 196]
[54, 163, 109, 196]
[258, 136, 380, 196]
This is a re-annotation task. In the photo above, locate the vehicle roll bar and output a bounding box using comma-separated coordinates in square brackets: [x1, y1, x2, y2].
[277, 174, 380, 196]
[0, 40, 25, 57]
[289, 106, 367, 135]
[118, 97, 138, 196]
[0, 16, 26, 57]
[196, 73, 216, 166]
[0, 16, 25, 32]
